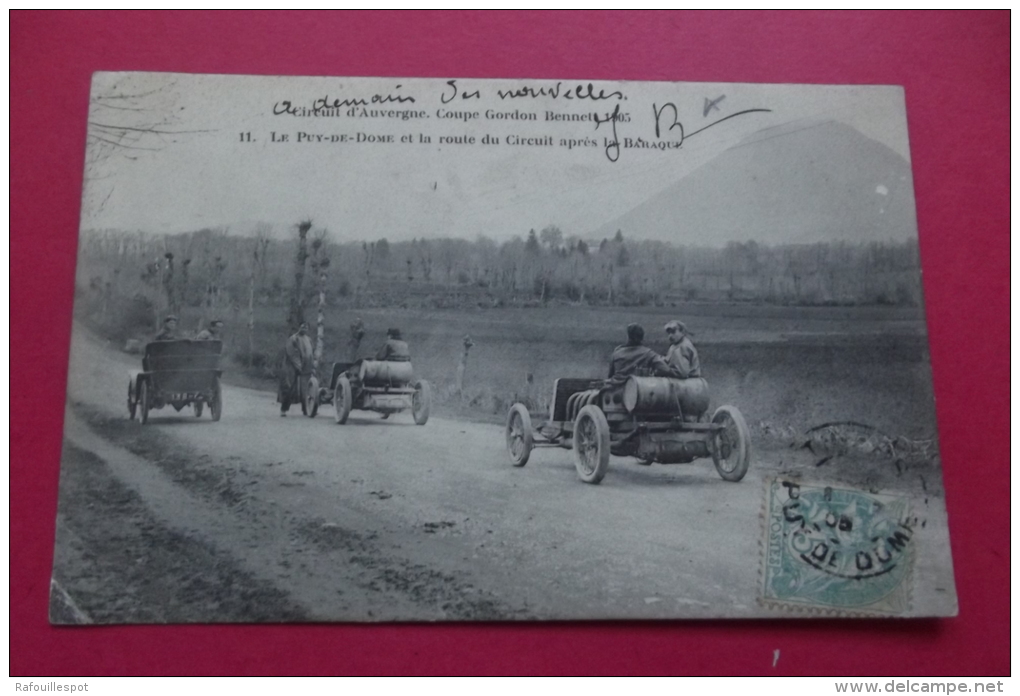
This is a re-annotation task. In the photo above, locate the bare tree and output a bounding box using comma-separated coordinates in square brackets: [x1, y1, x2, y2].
[248, 225, 271, 365]
[361, 241, 377, 293]
[416, 239, 433, 281]
[206, 256, 228, 311]
[539, 225, 564, 250]
[162, 251, 178, 317]
[140, 256, 162, 330]
[83, 75, 209, 221]
[287, 220, 313, 330]
[309, 230, 332, 375]
[348, 318, 366, 361]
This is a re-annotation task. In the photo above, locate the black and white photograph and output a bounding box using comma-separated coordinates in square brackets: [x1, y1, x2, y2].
[51, 73, 957, 623]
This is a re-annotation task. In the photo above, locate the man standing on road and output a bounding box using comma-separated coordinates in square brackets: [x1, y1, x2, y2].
[278, 322, 313, 416]
[196, 319, 224, 341]
[608, 323, 680, 380]
[376, 328, 411, 362]
[154, 315, 178, 341]
[664, 320, 701, 378]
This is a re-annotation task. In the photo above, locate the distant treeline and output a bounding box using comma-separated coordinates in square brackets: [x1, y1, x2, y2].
[76, 225, 923, 328]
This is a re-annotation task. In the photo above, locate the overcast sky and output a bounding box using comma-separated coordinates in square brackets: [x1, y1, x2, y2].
[82, 73, 914, 245]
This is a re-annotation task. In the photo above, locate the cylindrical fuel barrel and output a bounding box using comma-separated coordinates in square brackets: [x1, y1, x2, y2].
[623, 376, 710, 418]
[359, 359, 414, 386]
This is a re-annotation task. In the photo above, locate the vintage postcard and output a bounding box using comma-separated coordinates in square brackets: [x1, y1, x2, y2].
[51, 73, 957, 623]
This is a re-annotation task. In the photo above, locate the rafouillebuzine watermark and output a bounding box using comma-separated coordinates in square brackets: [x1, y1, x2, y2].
[14, 684, 88, 693]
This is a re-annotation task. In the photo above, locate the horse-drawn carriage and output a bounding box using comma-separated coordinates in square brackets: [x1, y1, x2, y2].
[306, 359, 432, 425]
[505, 375, 750, 484]
[128, 340, 223, 424]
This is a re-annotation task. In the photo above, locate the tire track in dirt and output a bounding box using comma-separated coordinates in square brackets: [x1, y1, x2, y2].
[51, 442, 305, 623]
[59, 407, 523, 621]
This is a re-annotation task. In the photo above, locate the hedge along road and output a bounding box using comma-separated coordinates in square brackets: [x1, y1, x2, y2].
[53, 325, 948, 622]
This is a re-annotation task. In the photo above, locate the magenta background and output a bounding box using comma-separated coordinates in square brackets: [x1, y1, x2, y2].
[10, 11, 1009, 676]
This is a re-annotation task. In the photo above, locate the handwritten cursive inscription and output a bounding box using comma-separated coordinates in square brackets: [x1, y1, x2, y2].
[497, 81, 625, 102]
[653, 102, 772, 142]
[594, 104, 623, 162]
[274, 86, 416, 116]
[589, 102, 772, 162]
[440, 79, 626, 105]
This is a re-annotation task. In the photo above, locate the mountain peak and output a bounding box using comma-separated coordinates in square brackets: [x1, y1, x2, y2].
[593, 120, 917, 247]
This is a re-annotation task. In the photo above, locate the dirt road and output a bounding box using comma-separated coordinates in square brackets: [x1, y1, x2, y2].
[52, 328, 956, 622]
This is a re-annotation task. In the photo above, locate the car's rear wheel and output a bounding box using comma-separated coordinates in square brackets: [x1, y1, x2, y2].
[304, 375, 319, 418]
[139, 380, 150, 425]
[573, 405, 610, 484]
[710, 405, 750, 481]
[412, 380, 431, 425]
[506, 403, 533, 467]
[334, 375, 352, 424]
[194, 401, 204, 418]
[209, 377, 222, 422]
[127, 380, 137, 420]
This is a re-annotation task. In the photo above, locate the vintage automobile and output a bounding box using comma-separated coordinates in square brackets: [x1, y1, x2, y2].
[127, 339, 223, 424]
[307, 359, 431, 425]
[505, 375, 750, 484]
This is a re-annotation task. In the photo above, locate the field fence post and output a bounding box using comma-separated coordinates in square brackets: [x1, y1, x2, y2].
[456, 334, 475, 397]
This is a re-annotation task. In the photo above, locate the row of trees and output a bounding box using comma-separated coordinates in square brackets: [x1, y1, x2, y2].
[77, 224, 924, 336]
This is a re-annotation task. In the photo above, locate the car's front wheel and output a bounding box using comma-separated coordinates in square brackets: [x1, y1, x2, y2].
[573, 405, 610, 484]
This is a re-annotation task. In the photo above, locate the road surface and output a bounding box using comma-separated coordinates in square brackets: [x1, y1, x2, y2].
[51, 327, 956, 622]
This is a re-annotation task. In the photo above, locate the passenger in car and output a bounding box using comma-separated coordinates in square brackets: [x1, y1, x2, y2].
[376, 328, 411, 362]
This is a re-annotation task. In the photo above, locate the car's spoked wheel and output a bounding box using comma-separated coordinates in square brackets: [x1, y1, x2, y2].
[139, 380, 150, 425]
[304, 376, 319, 418]
[209, 377, 222, 422]
[572, 404, 610, 484]
[412, 380, 431, 425]
[505, 403, 533, 467]
[710, 405, 751, 482]
[334, 375, 352, 424]
[127, 380, 137, 420]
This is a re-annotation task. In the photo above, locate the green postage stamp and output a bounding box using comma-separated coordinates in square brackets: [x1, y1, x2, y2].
[762, 479, 914, 615]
